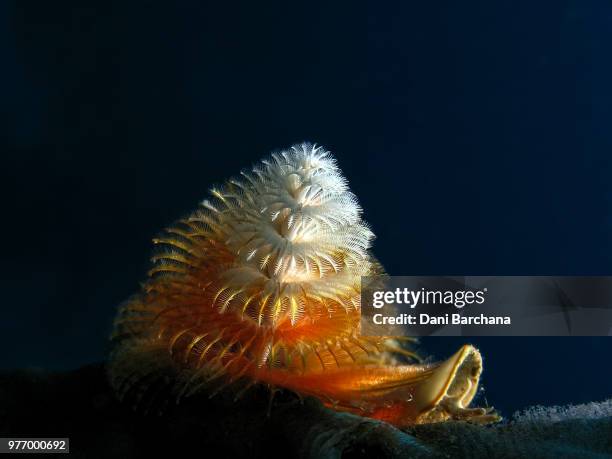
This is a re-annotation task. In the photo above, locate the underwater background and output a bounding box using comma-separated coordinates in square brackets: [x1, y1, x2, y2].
[1, 0, 611, 419]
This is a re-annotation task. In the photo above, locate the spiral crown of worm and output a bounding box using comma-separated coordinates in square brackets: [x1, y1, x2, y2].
[109, 143, 496, 426]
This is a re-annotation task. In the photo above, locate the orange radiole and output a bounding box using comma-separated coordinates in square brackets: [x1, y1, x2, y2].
[109, 143, 498, 425]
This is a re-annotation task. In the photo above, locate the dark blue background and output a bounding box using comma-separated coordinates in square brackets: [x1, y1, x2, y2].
[2, 1, 611, 416]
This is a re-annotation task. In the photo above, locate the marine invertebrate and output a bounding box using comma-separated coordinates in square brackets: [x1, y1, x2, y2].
[109, 143, 498, 426]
